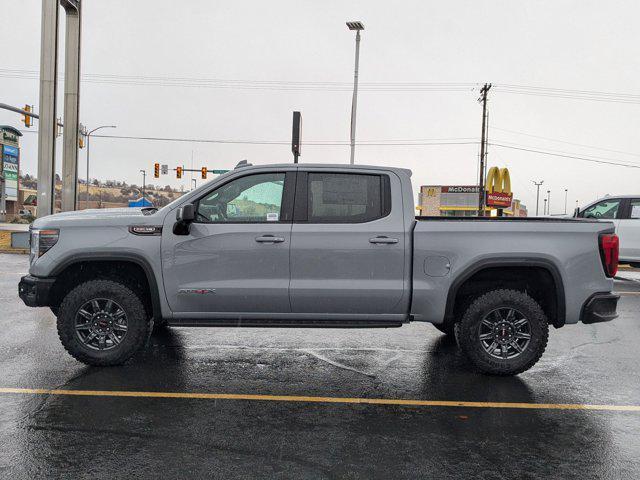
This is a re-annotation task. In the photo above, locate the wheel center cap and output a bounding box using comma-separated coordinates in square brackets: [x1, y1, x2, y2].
[494, 322, 514, 344]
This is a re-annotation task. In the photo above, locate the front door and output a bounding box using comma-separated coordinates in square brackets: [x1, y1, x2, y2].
[162, 170, 295, 316]
[289, 169, 407, 317]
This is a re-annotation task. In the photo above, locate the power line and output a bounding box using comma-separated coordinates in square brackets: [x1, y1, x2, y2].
[491, 142, 640, 169]
[17, 127, 640, 168]
[492, 85, 640, 105]
[0, 69, 477, 92]
[492, 125, 640, 158]
[495, 83, 640, 100]
[4, 68, 640, 104]
[492, 140, 640, 165]
[17, 129, 477, 146]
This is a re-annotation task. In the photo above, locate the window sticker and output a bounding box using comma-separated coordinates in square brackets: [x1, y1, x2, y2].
[266, 212, 279, 222]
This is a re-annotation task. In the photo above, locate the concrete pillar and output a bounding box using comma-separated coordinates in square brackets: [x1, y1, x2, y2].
[61, 1, 81, 212]
[36, 0, 60, 218]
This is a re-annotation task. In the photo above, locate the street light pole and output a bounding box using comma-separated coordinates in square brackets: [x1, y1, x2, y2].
[546, 190, 551, 215]
[564, 188, 568, 215]
[544, 198, 548, 216]
[140, 169, 146, 202]
[532, 180, 544, 216]
[347, 21, 364, 165]
[85, 125, 116, 208]
[192, 178, 197, 190]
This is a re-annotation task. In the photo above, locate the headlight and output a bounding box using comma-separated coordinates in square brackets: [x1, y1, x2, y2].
[30, 228, 59, 265]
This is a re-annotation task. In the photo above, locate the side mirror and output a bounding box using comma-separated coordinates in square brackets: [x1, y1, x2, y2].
[176, 204, 195, 223]
[174, 204, 195, 235]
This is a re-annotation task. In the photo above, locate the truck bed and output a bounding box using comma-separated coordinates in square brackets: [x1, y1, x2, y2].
[410, 216, 615, 325]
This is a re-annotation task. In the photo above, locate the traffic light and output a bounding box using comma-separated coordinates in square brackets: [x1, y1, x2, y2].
[154, 163, 160, 178]
[176, 166, 182, 179]
[22, 105, 32, 128]
[78, 135, 84, 149]
[201, 167, 207, 179]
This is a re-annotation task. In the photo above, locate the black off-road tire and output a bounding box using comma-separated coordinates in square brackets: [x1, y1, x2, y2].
[153, 317, 169, 330]
[57, 280, 152, 366]
[433, 322, 455, 336]
[454, 289, 549, 376]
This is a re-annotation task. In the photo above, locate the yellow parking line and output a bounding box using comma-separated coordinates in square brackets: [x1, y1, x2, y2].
[0, 387, 639, 412]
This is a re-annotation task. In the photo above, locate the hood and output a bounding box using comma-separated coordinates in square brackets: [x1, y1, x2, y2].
[32, 207, 159, 229]
[50, 207, 148, 219]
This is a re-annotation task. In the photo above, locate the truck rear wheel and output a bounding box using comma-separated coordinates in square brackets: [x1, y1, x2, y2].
[57, 280, 152, 366]
[454, 289, 549, 376]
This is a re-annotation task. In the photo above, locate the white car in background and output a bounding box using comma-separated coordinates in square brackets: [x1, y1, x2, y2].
[576, 195, 640, 266]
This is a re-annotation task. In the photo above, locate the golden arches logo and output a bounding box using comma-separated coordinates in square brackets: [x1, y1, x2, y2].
[486, 167, 511, 194]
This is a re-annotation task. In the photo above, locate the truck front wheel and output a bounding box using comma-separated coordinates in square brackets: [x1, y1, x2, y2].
[455, 289, 549, 375]
[57, 280, 152, 366]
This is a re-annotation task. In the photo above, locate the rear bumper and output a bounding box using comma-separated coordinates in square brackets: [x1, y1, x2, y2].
[18, 275, 55, 308]
[580, 293, 619, 324]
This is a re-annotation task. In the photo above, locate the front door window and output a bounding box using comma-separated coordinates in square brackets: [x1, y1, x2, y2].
[581, 199, 621, 219]
[196, 173, 285, 223]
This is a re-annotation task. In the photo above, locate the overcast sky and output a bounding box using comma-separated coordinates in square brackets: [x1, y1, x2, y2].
[2, 0, 639, 213]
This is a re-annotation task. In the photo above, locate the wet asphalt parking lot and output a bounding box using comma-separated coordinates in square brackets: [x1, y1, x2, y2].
[1, 253, 639, 479]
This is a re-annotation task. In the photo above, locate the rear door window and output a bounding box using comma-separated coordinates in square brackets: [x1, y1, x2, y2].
[303, 173, 390, 223]
[628, 199, 640, 219]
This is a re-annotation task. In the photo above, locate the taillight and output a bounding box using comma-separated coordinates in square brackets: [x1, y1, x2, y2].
[599, 233, 619, 278]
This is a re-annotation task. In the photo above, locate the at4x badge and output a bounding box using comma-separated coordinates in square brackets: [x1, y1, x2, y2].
[178, 288, 215, 295]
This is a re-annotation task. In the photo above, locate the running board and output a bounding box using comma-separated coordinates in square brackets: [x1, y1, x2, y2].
[167, 318, 404, 328]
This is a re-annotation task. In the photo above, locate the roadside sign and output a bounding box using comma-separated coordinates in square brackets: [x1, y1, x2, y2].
[486, 191, 513, 208]
[161, 164, 168, 175]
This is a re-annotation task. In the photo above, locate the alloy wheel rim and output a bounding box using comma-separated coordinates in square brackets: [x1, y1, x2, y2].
[74, 298, 128, 351]
[478, 307, 531, 360]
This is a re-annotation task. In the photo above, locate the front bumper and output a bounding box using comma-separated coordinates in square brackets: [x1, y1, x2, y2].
[580, 293, 619, 324]
[18, 275, 55, 308]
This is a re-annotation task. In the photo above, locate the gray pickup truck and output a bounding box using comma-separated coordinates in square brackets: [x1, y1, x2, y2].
[19, 162, 620, 375]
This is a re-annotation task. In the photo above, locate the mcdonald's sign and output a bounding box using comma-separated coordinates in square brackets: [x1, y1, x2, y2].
[485, 167, 513, 208]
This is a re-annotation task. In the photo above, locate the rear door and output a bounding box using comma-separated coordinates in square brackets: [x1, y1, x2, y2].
[617, 198, 640, 262]
[289, 169, 406, 317]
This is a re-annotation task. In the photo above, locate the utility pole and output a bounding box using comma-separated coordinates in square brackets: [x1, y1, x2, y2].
[140, 169, 146, 201]
[532, 180, 544, 216]
[564, 188, 568, 215]
[546, 190, 551, 215]
[477, 83, 492, 216]
[347, 21, 364, 165]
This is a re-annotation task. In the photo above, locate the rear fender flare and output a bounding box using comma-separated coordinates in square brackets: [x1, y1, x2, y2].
[444, 257, 566, 328]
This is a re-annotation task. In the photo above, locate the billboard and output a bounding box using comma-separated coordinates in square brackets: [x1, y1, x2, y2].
[2, 145, 19, 201]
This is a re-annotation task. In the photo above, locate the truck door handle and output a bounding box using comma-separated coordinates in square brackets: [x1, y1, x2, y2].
[255, 235, 285, 243]
[369, 236, 399, 244]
